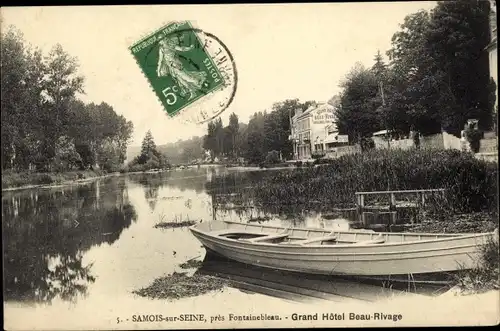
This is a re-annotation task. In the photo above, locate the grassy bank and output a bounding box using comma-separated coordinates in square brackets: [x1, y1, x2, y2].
[253, 149, 498, 213]
[2, 169, 109, 190]
[406, 212, 499, 294]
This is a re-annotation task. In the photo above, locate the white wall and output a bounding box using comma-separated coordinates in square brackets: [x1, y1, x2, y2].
[325, 145, 361, 159]
[389, 139, 414, 150]
[490, 47, 498, 111]
[309, 103, 336, 148]
[442, 131, 462, 150]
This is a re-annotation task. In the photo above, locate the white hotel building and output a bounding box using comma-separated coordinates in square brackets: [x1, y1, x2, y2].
[289, 102, 346, 160]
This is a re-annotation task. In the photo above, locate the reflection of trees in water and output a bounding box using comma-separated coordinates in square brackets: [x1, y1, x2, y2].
[205, 170, 346, 227]
[166, 169, 207, 194]
[128, 173, 168, 211]
[206, 171, 310, 225]
[2, 176, 137, 304]
[128, 170, 207, 198]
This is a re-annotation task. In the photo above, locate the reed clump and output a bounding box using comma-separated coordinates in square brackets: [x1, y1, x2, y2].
[133, 271, 229, 300]
[453, 236, 499, 294]
[154, 213, 197, 229]
[179, 259, 204, 269]
[253, 149, 498, 213]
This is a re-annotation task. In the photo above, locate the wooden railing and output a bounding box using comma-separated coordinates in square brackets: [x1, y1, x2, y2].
[354, 189, 446, 225]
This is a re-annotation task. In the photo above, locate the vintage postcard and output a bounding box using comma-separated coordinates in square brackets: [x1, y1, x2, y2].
[2, 2, 499, 330]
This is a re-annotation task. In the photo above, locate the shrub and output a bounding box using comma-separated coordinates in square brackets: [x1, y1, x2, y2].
[311, 153, 325, 160]
[37, 174, 55, 185]
[360, 137, 375, 151]
[265, 150, 280, 164]
[465, 126, 484, 153]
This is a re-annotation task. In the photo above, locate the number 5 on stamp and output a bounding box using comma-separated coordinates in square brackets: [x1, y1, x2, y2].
[129, 21, 226, 117]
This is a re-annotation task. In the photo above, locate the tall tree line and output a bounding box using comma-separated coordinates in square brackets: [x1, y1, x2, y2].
[203, 99, 314, 163]
[203, 112, 242, 160]
[336, 0, 496, 142]
[1, 27, 133, 172]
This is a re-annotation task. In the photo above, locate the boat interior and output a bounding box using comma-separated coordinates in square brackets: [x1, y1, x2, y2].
[196, 221, 474, 246]
[214, 229, 385, 246]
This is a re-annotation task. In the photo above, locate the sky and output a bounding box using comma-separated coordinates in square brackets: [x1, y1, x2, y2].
[2, 2, 437, 146]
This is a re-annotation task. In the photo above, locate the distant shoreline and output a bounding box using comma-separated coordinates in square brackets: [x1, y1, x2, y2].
[1, 171, 124, 192]
[1, 165, 217, 192]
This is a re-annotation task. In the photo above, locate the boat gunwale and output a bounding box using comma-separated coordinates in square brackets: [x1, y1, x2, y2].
[191, 230, 482, 258]
[189, 220, 494, 249]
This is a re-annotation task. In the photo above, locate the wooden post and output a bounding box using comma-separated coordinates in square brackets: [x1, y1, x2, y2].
[390, 192, 396, 210]
[356, 193, 365, 225]
[391, 211, 397, 225]
[360, 194, 366, 225]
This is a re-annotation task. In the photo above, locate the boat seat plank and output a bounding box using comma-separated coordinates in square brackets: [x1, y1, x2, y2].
[352, 235, 385, 245]
[300, 235, 338, 245]
[247, 233, 289, 242]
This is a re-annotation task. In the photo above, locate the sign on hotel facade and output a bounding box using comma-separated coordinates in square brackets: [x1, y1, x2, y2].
[289, 103, 337, 160]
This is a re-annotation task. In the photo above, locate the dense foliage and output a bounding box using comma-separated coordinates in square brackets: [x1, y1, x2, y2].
[126, 130, 170, 172]
[336, 1, 496, 140]
[203, 112, 244, 162]
[253, 149, 498, 213]
[1, 27, 133, 173]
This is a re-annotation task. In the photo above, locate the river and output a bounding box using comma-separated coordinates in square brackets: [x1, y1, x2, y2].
[3, 166, 497, 329]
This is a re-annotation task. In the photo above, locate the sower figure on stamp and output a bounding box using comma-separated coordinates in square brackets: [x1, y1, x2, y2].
[156, 35, 208, 100]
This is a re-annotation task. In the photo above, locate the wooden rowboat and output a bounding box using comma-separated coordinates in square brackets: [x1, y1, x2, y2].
[189, 220, 498, 277]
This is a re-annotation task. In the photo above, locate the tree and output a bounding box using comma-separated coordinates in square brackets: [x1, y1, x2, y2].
[1, 25, 134, 173]
[1, 27, 44, 170]
[387, 10, 431, 78]
[128, 130, 169, 171]
[385, 9, 442, 135]
[384, 2, 494, 135]
[52, 136, 82, 172]
[202, 121, 216, 160]
[214, 118, 224, 158]
[228, 112, 239, 158]
[242, 112, 266, 163]
[424, 0, 493, 133]
[336, 63, 382, 142]
[202, 99, 316, 164]
[97, 138, 122, 172]
[139, 130, 158, 164]
[39, 44, 84, 170]
[372, 50, 387, 82]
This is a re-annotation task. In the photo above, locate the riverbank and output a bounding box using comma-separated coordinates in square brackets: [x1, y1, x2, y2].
[1, 167, 183, 192]
[1, 169, 121, 192]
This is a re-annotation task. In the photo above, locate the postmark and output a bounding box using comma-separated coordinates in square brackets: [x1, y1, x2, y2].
[129, 21, 237, 124]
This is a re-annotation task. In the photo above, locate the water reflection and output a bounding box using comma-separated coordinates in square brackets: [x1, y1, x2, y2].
[195, 253, 424, 303]
[128, 173, 168, 212]
[2, 177, 137, 304]
[2, 166, 408, 309]
[206, 170, 353, 229]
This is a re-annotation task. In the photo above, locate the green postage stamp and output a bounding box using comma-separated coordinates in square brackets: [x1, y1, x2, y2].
[130, 21, 236, 123]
